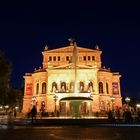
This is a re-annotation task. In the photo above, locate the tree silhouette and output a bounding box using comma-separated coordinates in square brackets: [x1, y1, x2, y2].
[0, 50, 12, 105]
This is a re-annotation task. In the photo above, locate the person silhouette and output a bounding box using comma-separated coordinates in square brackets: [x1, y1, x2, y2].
[31, 105, 37, 124]
[14, 109, 17, 118]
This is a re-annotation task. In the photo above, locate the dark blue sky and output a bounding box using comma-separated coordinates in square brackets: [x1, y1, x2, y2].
[0, 0, 140, 98]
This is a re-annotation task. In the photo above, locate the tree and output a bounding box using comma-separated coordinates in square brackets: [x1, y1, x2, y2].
[0, 50, 12, 105]
[7, 87, 23, 110]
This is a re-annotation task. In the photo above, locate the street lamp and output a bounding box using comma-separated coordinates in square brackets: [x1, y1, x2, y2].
[32, 96, 37, 106]
[110, 96, 115, 111]
[5, 105, 9, 110]
[5, 105, 9, 114]
[136, 103, 140, 112]
[15, 106, 19, 110]
[0, 106, 3, 109]
[125, 97, 130, 109]
[53, 95, 58, 114]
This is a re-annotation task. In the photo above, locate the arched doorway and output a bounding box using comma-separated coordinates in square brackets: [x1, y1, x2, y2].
[100, 101, 105, 111]
[60, 102, 66, 115]
[41, 101, 45, 112]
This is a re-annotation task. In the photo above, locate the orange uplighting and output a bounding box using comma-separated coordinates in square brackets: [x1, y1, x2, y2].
[22, 40, 122, 114]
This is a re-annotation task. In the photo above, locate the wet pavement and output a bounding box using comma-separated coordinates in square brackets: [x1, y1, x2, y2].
[1, 115, 140, 140]
[0, 125, 140, 140]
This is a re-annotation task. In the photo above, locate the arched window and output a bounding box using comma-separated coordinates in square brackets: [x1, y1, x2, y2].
[52, 82, 57, 92]
[79, 81, 84, 92]
[70, 82, 74, 92]
[88, 81, 93, 92]
[61, 82, 66, 92]
[99, 82, 103, 93]
[42, 82, 46, 94]
[106, 82, 109, 94]
[36, 83, 39, 95]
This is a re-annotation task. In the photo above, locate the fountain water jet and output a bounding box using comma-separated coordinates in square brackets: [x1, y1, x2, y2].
[60, 39, 93, 118]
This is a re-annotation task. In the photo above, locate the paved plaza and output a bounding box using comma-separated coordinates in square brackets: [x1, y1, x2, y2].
[1, 114, 140, 140]
[0, 124, 140, 140]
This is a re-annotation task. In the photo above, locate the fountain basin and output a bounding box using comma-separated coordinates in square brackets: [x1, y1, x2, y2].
[60, 96, 93, 118]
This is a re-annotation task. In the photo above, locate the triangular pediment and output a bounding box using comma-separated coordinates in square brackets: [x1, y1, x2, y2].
[48, 63, 96, 69]
[47, 46, 73, 53]
[46, 45, 100, 53]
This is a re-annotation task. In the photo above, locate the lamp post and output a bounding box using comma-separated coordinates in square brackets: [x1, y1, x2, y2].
[110, 96, 115, 111]
[32, 96, 37, 105]
[125, 97, 130, 109]
[53, 95, 58, 115]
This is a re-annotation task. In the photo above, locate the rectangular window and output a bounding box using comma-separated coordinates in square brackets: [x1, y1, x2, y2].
[79, 56, 82, 62]
[49, 56, 52, 61]
[53, 56, 56, 61]
[83, 56, 86, 61]
[69, 56, 72, 63]
[62, 57, 64, 62]
[70, 56, 73, 61]
[66, 56, 69, 61]
[92, 56, 95, 61]
[58, 56, 60, 61]
[88, 56, 90, 61]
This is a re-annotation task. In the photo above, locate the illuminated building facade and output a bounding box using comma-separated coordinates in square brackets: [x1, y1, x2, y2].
[22, 40, 122, 115]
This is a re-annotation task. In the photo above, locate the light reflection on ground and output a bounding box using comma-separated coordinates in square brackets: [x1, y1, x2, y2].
[0, 125, 140, 140]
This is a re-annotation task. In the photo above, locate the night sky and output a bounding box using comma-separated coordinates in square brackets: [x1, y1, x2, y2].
[0, 0, 140, 98]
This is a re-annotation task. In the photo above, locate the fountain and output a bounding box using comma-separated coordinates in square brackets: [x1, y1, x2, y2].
[60, 39, 93, 118]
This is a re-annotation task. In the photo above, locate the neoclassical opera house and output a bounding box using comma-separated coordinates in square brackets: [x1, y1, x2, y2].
[22, 39, 122, 116]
